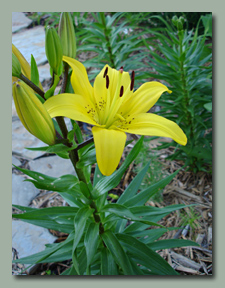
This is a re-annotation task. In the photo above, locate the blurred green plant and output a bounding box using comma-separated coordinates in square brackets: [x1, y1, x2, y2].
[75, 12, 148, 85]
[124, 12, 211, 34]
[179, 206, 201, 231]
[142, 14, 212, 172]
[27, 12, 61, 27]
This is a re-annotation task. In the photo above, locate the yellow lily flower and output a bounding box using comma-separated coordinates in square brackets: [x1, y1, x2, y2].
[44, 56, 187, 176]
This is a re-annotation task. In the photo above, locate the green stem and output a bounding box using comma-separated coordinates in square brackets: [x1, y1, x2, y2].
[54, 64, 87, 183]
[90, 200, 105, 234]
[20, 74, 45, 100]
[76, 137, 94, 151]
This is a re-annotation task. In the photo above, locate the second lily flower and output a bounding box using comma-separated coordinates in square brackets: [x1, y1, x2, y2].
[44, 56, 187, 176]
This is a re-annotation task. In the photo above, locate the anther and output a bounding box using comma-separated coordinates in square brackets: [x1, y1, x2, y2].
[130, 70, 135, 91]
[119, 85, 124, 97]
[103, 66, 108, 78]
[106, 75, 109, 89]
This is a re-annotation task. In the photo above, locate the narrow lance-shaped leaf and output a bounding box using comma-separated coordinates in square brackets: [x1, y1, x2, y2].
[101, 230, 135, 275]
[72, 206, 94, 274]
[13, 232, 74, 265]
[147, 238, 199, 251]
[116, 233, 179, 275]
[101, 203, 164, 228]
[12, 206, 78, 233]
[123, 168, 181, 207]
[100, 247, 118, 275]
[84, 222, 100, 267]
[117, 160, 151, 204]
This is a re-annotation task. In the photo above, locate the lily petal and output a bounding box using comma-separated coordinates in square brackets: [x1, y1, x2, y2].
[93, 65, 109, 108]
[44, 93, 98, 126]
[119, 81, 171, 116]
[63, 56, 94, 102]
[117, 113, 187, 146]
[92, 126, 127, 176]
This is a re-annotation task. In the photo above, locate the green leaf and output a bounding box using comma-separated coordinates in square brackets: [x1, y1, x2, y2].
[117, 160, 151, 205]
[92, 137, 144, 199]
[13, 232, 74, 264]
[123, 168, 181, 207]
[72, 206, 94, 274]
[148, 239, 199, 251]
[101, 231, 135, 275]
[13, 166, 84, 198]
[72, 247, 88, 275]
[204, 102, 212, 112]
[124, 204, 195, 235]
[67, 129, 76, 143]
[84, 223, 100, 266]
[30, 54, 39, 87]
[127, 227, 180, 243]
[93, 164, 104, 186]
[101, 203, 164, 228]
[12, 206, 78, 233]
[201, 14, 212, 37]
[25, 142, 77, 153]
[44, 74, 60, 99]
[116, 233, 179, 275]
[76, 147, 96, 169]
[73, 206, 94, 251]
[60, 265, 78, 275]
[100, 247, 118, 275]
[130, 204, 196, 218]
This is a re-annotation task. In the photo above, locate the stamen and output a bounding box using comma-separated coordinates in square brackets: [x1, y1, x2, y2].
[119, 85, 124, 97]
[103, 66, 108, 78]
[119, 66, 123, 73]
[130, 70, 135, 91]
[106, 75, 109, 89]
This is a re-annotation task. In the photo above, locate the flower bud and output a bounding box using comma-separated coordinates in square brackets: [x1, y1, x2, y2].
[12, 44, 31, 80]
[12, 44, 43, 90]
[177, 17, 184, 31]
[58, 12, 76, 59]
[172, 15, 178, 27]
[12, 80, 56, 145]
[45, 26, 63, 75]
[179, 16, 185, 25]
[12, 53, 21, 77]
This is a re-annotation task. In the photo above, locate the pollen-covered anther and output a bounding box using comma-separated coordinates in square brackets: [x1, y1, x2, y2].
[103, 66, 108, 78]
[130, 70, 135, 91]
[119, 85, 124, 97]
[106, 75, 109, 89]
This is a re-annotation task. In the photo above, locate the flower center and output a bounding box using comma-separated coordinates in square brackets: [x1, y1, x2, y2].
[99, 67, 135, 128]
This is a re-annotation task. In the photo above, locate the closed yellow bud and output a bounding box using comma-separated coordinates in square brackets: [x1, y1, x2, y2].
[12, 44, 43, 90]
[58, 12, 76, 59]
[12, 80, 56, 145]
